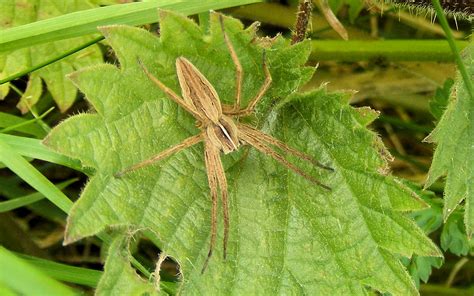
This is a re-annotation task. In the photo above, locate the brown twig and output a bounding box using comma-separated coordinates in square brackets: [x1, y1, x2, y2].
[291, 0, 313, 44]
[316, 0, 348, 40]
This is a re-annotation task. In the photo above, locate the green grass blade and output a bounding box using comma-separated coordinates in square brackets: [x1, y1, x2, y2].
[18, 252, 179, 291]
[18, 254, 102, 288]
[0, 107, 54, 133]
[0, 247, 76, 295]
[0, 281, 20, 296]
[0, 139, 73, 213]
[0, 138, 149, 284]
[0, 112, 47, 138]
[0, 134, 84, 172]
[431, 0, 473, 99]
[0, 37, 104, 85]
[0, 177, 67, 223]
[0, 178, 78, 213]
[0, 0, 261, 53]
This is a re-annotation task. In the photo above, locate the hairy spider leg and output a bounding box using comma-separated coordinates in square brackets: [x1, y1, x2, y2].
[219, 15, 243, 112]
[239, 128, 332, 190]
[115, 134, 202, 177]
[137, 59, 205, 122]
[219, 15, 272, 117]
[201, 141, 230, 273]
[239, 124, 334, 172]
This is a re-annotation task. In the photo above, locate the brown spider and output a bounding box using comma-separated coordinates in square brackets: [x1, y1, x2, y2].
[116, 15, 333, 273]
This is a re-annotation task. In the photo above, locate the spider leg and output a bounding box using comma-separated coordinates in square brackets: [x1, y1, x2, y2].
[212, 144, 230, 260]
[115, 134, 202, 177]
[137, 59, 205, 122]
[239, 124, 333, 171]
[224, 51, 272, 117]
[201, 140, 220, 273]
[240, 129, 331, 191]
[219, 15, 243, 112]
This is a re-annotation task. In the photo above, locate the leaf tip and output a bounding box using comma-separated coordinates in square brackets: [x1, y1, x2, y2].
[158, 8, 169, 20]
[97, 26, 111, 37]
[442, 205, 457, 223]
[97, 25, 128, 38]
[356, 106, 380, 126]
[62, 232, 78, 246]
[157, 8, 180, 24]
[41, 134, 51, 148]
[423, 169, 443, 193]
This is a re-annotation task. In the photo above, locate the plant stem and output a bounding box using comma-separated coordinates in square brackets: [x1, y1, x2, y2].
[229, 3, 469, 61]
[431, 0, 473, 99]
[130, 256, 151, 278]
[310, 40, 469, 62]
[421, 283, 474, 296]
[291, 0, 312, 44]
[445, 257, 469, 287]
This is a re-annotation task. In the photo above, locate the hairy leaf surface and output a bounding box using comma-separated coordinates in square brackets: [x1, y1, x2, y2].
[425, 45, 474, 237]
[45, 11, 440, 295]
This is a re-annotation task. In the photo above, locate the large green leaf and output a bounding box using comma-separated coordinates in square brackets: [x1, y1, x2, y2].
[425, 45, 474, 237]
[0, 0, 104, 112]
[45, 11, 441, 295]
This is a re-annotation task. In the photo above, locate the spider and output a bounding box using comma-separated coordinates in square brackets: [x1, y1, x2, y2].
[115, 15, 333, 273]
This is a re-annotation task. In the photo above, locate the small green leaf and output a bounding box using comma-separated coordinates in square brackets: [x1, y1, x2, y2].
[430, 78, 454, 121]
[424, 45, 474, 237]
[17, 73, 43, 112]
[401, 255, 443, 288]
[441, 211, 474, 256]
[401, 183, 444, 287]
[405, 182, 443, 235]
[97, 234, 157, 296]
[410, 202, 444, 237]
[45, 11, 441, 295]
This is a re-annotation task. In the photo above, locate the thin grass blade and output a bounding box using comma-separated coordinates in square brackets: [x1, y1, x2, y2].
[0, 178, 78, 213]
[0, 134, 84, 173]
[0, 139, 73, 213]
[0, 247, 76, 295]
[0, 0, 262, 53]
